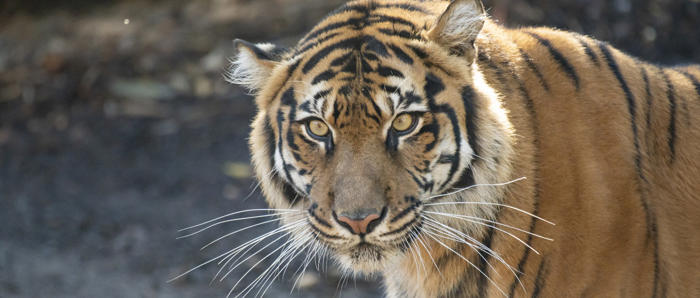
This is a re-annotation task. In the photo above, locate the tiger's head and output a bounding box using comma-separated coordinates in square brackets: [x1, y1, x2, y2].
[231, 0, 514, 274]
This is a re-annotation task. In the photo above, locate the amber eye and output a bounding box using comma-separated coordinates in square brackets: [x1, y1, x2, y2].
[392, 113, 416, 133]
[307, 119, 330, 137]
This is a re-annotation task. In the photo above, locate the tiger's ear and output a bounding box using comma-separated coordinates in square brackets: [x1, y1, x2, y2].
[427, 0, 486, 62]
[228, 39, 285, 92]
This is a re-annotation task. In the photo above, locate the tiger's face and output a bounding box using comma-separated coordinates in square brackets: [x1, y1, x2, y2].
[233, 0, 514, 274]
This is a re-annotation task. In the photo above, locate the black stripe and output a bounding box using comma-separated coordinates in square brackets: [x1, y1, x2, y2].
[303, 38, 360, 73]
[366, 14, 418, 30]
[476, 226, 497, 297]
[388, 44, 414, 65]
[389, 201, 421, 223]
[377, 28, 421, 40]
[312, 70, 336, 85]
[679, 70, 700, 99]
[308, 222, 343, 240]
[574, 35, 600, 66]
[507, 76, 542, 298]
[519, 48, 550, 92]
[461, 86, 480, 156]
[376, 65, 404, 78]
[642, 66, 653, 131]
[296, 32, 341, 55]
[364, 36, 390, 57]
[661, 71, 677, 162]
[526, 32, 580, 90]
[531, 259, 548, 298]
[599, 42, 660, 297]
[308, 210, 332, 228]
[380, 216, 418, 236]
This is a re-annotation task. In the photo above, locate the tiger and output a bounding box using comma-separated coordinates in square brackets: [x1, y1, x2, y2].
[224, 0, 700, 297]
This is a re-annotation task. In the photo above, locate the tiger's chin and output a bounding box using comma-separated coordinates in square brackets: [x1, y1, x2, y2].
[333, 242, 398, 273]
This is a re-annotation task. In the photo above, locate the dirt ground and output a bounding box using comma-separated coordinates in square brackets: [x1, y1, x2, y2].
[0, 0, 698, 297]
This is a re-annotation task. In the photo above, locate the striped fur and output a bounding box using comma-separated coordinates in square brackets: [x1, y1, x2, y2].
[232, 0, 700, 297]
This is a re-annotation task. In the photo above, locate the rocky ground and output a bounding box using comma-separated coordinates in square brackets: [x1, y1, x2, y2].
[0, 0, 697, 297]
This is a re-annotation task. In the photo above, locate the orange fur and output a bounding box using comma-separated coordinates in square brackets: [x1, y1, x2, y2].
[232, 1, 700, 297]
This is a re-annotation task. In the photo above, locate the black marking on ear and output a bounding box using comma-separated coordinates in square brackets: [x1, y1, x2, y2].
[376, 65, 404, 78]
[388, 44, 414, 65]
[461, 86, 480, 157]
[525, 32, 580, 90]
[235, 39, 279, 61]
[519, 48, 550, 92]
[661, 71, 677, 162]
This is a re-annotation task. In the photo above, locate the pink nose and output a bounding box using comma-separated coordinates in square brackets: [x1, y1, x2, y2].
[335, 211, 382, 235]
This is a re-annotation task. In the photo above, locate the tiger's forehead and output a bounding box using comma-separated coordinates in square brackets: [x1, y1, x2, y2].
[282, 1, 450, 128]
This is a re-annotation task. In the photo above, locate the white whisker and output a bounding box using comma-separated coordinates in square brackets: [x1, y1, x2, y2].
[422, 177, 527, 202]
[424, 201, 555, 226]
[178, 208, 302, 233]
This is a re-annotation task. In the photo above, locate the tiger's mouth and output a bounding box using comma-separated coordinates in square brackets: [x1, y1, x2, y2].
[306, 203, 424, 273]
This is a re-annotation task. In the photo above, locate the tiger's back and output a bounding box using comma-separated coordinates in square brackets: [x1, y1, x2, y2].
[474, 21, 700, 297]
[227, 0, 700, 297]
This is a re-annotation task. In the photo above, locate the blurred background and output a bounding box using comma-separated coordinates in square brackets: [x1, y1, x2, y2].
[0, 0, 698, 297]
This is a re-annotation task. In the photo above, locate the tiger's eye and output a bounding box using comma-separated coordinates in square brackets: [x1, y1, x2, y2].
[392, 113, 415, 132]
[308, 119, 329, 137]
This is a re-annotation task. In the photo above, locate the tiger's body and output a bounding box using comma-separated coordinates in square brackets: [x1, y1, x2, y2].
[228, 0, 700, 297]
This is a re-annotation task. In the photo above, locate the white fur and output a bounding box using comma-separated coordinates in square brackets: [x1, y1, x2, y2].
[438, 1, 485, 45]
[226, 42, 277, 92]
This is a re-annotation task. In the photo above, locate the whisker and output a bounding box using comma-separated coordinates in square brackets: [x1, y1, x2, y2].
[425, 211, 553, 241]
[422, 216, 526, 292]
[421, 219, 503, 278]
[218, 220, 307, 281]
[178, 208, 302, 232]
[414, 231, 442, 276]
[199, 217, 283, 250]
[425, 211, 552, 249]
[424, 202, 554, 226]
[423, 231, 508, 297]
[422, 177, 527, 202]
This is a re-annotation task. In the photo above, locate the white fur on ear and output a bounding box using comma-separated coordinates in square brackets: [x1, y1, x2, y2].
[226, 40, 279, 93]
[428, 0, 486, 60]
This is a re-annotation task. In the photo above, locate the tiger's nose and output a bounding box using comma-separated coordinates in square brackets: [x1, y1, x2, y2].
[334, 208, 386, 235]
